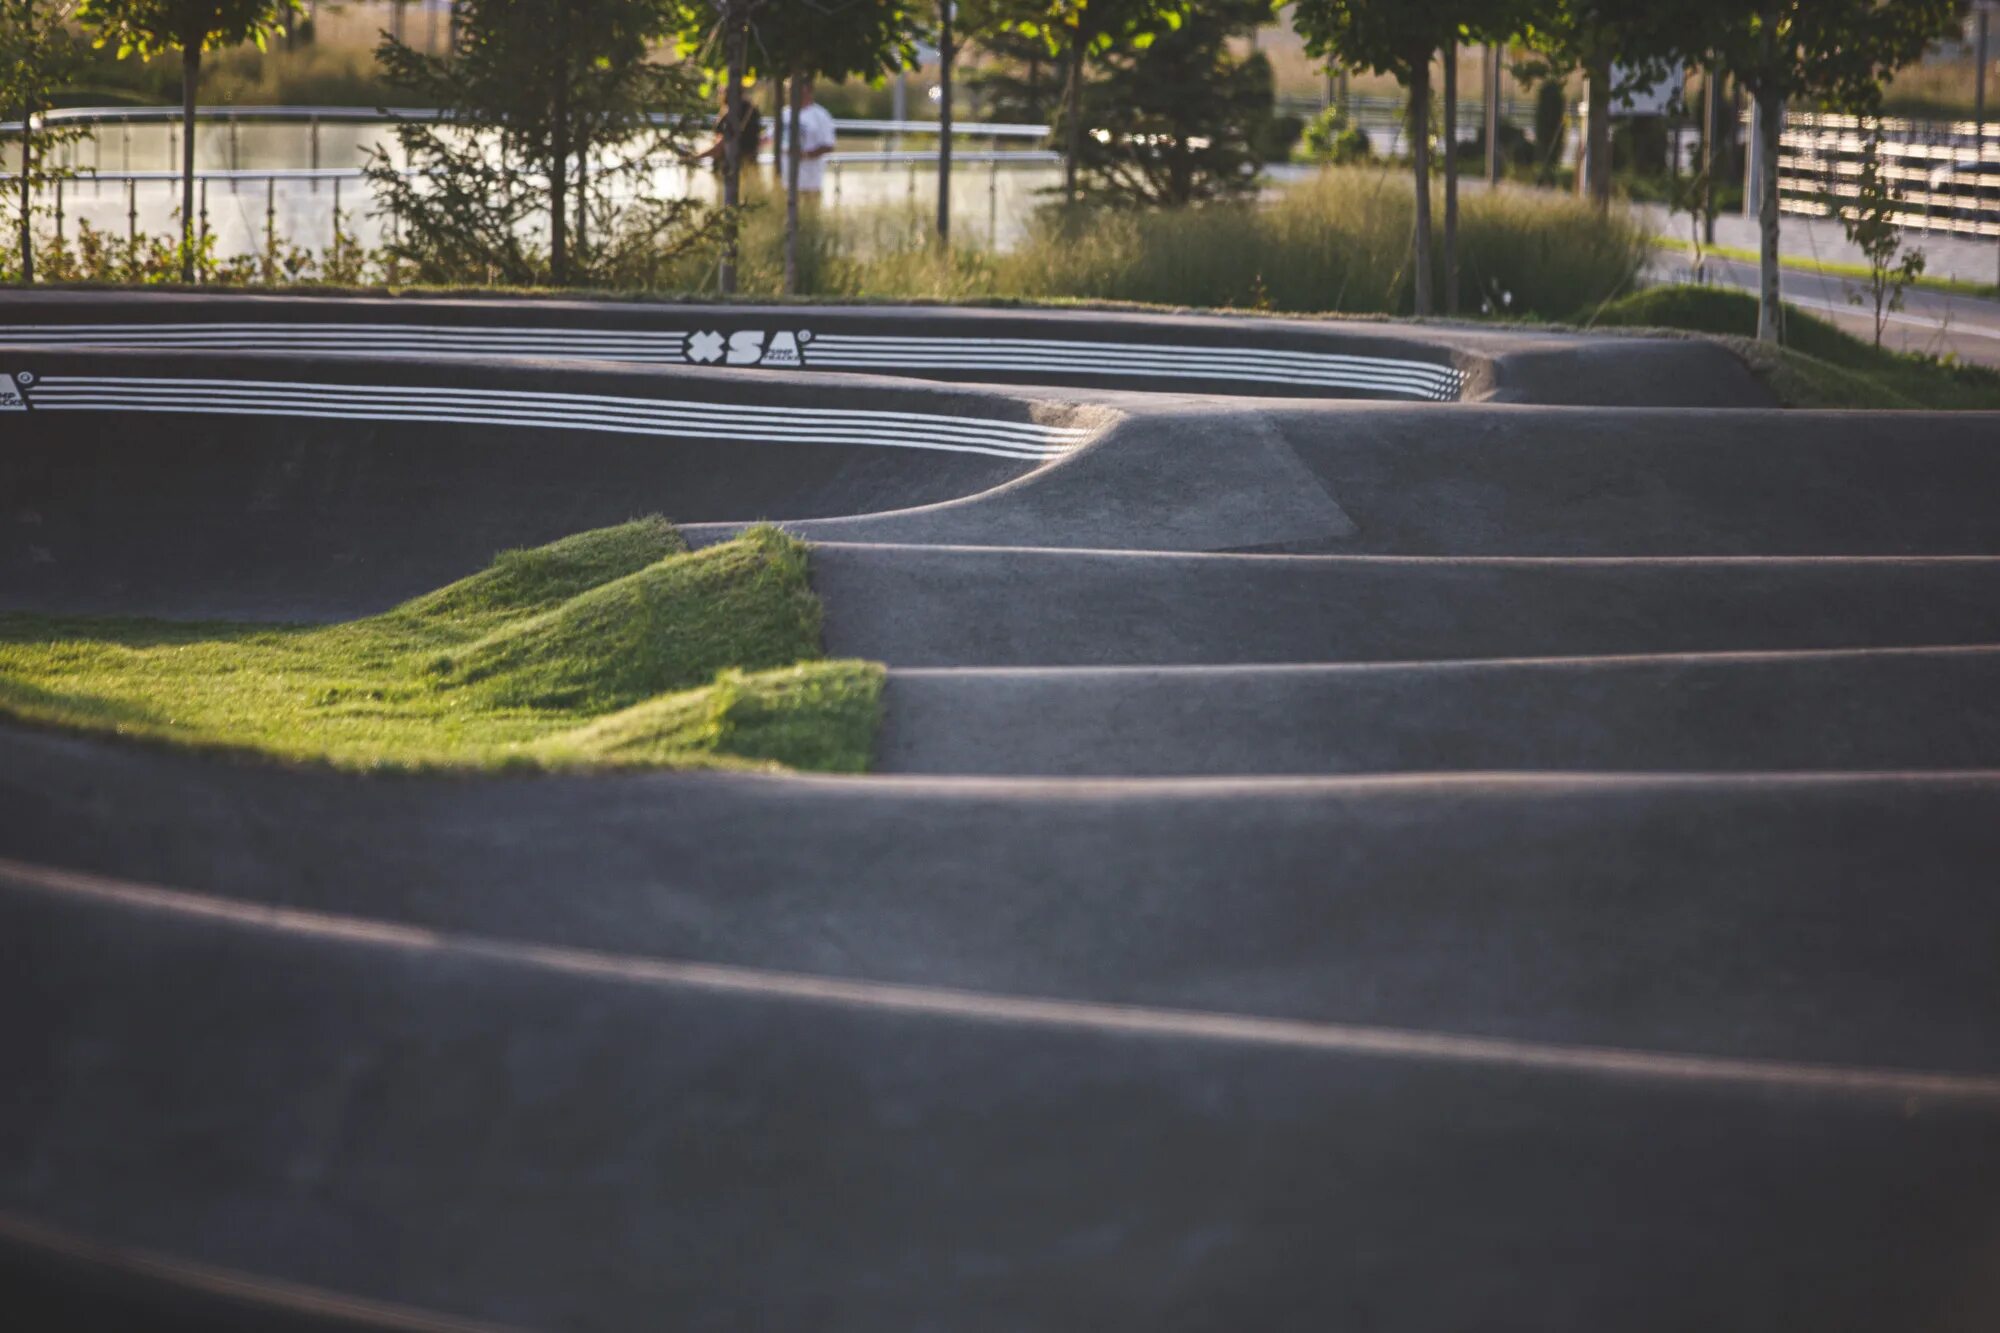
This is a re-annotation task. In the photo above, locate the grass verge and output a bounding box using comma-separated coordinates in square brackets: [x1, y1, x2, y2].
[0, 519, 884, 774]
[1652, 236, 2000, 301]
[1589, 285, 2000, 410]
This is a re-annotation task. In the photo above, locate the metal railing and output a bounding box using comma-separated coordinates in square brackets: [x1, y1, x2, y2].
[1776, 111, 2000, 240]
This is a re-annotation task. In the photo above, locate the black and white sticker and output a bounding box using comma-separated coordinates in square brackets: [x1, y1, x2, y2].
[0, 371, 33, 410]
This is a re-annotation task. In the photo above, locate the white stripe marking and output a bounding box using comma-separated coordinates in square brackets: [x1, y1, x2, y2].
[0, 322, 1467, 398]
[2, 855, 1995, 1106]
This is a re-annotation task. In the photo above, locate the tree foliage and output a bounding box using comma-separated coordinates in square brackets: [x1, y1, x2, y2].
[77, 0, 298, 278]
[2, 0, 90, 280]
[1680, 0, 1958, 341]
[1074, 0, 1275, 206]
[989, 0, 1189, 201]
[369, 0, 717, 288]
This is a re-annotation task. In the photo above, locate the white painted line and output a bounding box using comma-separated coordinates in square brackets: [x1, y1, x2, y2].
[0, 321, 1469, 398]
[22, 375, 1090, 460]
[0, 1210, 526, 1333]
[4, 855, 1997, 1106]
[33, 375, 1094, 443]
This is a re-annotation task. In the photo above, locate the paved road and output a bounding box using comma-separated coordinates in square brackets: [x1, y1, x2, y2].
[2, 296, 1998, 1330]
[1653, 249, 2000, 366]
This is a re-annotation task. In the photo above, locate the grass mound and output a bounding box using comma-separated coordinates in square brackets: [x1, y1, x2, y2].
[0, 521, 881, 774]
[1591, 285, 2000, 410]
[434, 526, 822, 711]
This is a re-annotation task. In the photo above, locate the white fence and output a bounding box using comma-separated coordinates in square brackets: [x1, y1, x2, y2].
[1777, 111, 2000, 240]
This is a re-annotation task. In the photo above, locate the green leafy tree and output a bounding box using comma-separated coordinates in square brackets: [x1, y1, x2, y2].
[961, 0, 1064, 125]
[77, 0, 299, 282]
[1, 0, 89, 282]
[1291, 0, 1506, 315]
[1687, 0, 1958, 342]
[677, 0, 763, 293]
[1075, 0, 1274, 207]
[1000, 0, 1189, 205]
[1516, 2, 1679, 212]
[369, 0, 712, 288]
[753, 0, 916, 289]
[1831, 131, 1925, 347]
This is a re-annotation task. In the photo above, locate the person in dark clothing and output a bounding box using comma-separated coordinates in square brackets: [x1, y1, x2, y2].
[701, 88, 763, 174]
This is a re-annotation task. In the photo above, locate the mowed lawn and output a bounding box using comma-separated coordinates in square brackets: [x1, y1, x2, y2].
[0, 519, 883, 773]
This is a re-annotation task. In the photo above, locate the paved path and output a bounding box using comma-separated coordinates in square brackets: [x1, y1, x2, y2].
[2, 296, 1997, 1331]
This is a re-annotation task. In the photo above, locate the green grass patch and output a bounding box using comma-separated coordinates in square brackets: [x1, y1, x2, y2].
[1652, 236, 2000, 301]
[1589, 285, 2000, 410]
[0, 519, 884, 774]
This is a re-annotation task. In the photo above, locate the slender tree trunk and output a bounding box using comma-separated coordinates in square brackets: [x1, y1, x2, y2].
[575, 125, 588, 260]
[1443, 43, 1458, 315]
[1755, 86, 1783, 344]
[1409, 59, 1434, 317]
[550, 54, 569, 285]
[1064, 25, 1083, 205]
[1484, 43, 1501, 186]
[1702, 65, 1720, 247]
[1581, 58, 1611, 211]
[784, 71, 803, 295]
[772, 74, 786, 183]
[180, 44, 200, 283]
[720, 5, 746, 294]
[17, 61, 32, 284]
[936, 0, 953, 245]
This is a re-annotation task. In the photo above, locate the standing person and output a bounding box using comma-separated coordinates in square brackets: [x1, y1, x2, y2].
[782, 78, 839, 201]
[701, 86, 762, 174]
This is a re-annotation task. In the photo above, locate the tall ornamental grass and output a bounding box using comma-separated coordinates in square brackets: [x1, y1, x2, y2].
[693, 168, 1648, 320]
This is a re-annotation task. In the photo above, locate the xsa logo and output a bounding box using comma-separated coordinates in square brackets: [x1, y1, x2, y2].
[0, 371, 33, 411]
[685, 329, 812, 369]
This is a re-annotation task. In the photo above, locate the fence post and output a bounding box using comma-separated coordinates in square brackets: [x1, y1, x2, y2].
[199, 177, 209, 280]
[265, 175, 277, 282]
[127, 177, 137, 247]
[54, 178, 64, 253]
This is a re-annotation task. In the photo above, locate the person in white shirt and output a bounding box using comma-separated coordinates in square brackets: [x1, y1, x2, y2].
[781, 79, 839, 199]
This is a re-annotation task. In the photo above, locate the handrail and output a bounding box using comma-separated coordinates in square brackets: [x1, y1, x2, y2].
[0, 105, 1054, 139]
[0, 150, 1062, 186]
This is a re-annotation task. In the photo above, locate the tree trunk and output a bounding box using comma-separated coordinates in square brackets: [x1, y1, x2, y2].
[771, 74, 786, 183]
[1755, 87, 1783, 344]
[575, 126, 588, 259]
[180, 44, 200, 283]
[550, 56, 569, 286]
[719, 7, 746, 295]
[17, 68, 31, 284]
[1582, 58, 1611, 211]
[1064, 25, 1083, 205]
[1702, 66, 1720, 247]
[1409, 59, 1433, 317]
[936, 0, 953, 244]
[1483, 43, 1501, 186]
[1442, 43, 1459, 315]
[784, 72, 803, 295]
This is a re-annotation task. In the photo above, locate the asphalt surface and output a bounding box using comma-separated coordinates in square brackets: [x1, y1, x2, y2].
[1655, 250, 2000, 367]
[2, 294, 1998, 1330]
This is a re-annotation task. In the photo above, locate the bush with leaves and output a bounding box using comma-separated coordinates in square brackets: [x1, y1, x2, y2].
[1302, 104, 1371, 163]
[1827, 132, 1925, 348]
[369, 0, 720, 288]
[1072, 0, 1274, 206]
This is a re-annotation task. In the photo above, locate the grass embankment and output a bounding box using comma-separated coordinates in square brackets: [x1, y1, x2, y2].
[1652, 237, 1999, 301]
[0, 520, 883, 773]
[1591, 285, 2000, 411]
[704, 169, 1648, 320]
